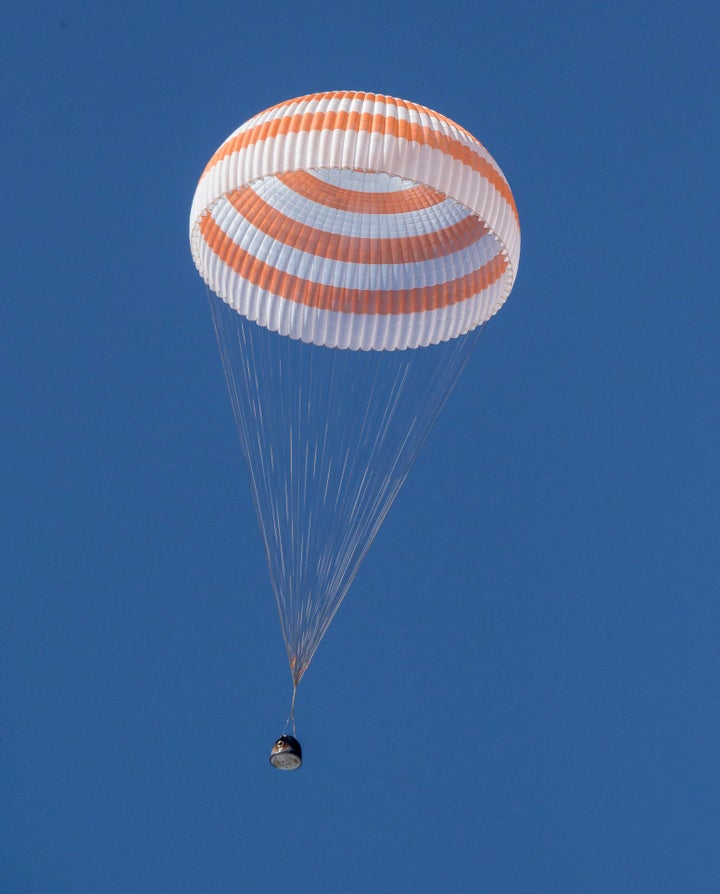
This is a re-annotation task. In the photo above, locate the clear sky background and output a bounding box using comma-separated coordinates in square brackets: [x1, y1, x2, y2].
[3, 2, 719, 891]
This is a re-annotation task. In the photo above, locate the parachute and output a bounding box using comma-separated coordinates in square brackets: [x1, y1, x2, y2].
[190, 92, 520, 748]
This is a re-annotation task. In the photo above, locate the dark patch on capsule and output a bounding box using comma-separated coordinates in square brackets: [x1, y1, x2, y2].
[269, 734, 302, 770]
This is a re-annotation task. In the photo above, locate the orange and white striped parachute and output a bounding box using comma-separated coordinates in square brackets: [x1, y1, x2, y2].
[190, 91, 519, 351]
[190, 92, 519, 718]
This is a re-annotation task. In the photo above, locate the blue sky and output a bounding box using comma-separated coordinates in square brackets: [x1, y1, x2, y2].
[3, 2, 719, 891]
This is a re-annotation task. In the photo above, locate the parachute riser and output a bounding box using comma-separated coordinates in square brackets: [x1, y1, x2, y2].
[283, 680, 298, 737]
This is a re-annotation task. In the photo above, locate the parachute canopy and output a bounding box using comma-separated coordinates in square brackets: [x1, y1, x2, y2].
[190, 92, 519, 689]
[190, 91, 519, 351]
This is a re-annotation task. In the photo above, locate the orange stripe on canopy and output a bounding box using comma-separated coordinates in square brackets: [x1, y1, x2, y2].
[226, 187, 490, 265]
[199, 211, 508, 316]
[202, 95, 517, 223]
[276, 171, 448, 215]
